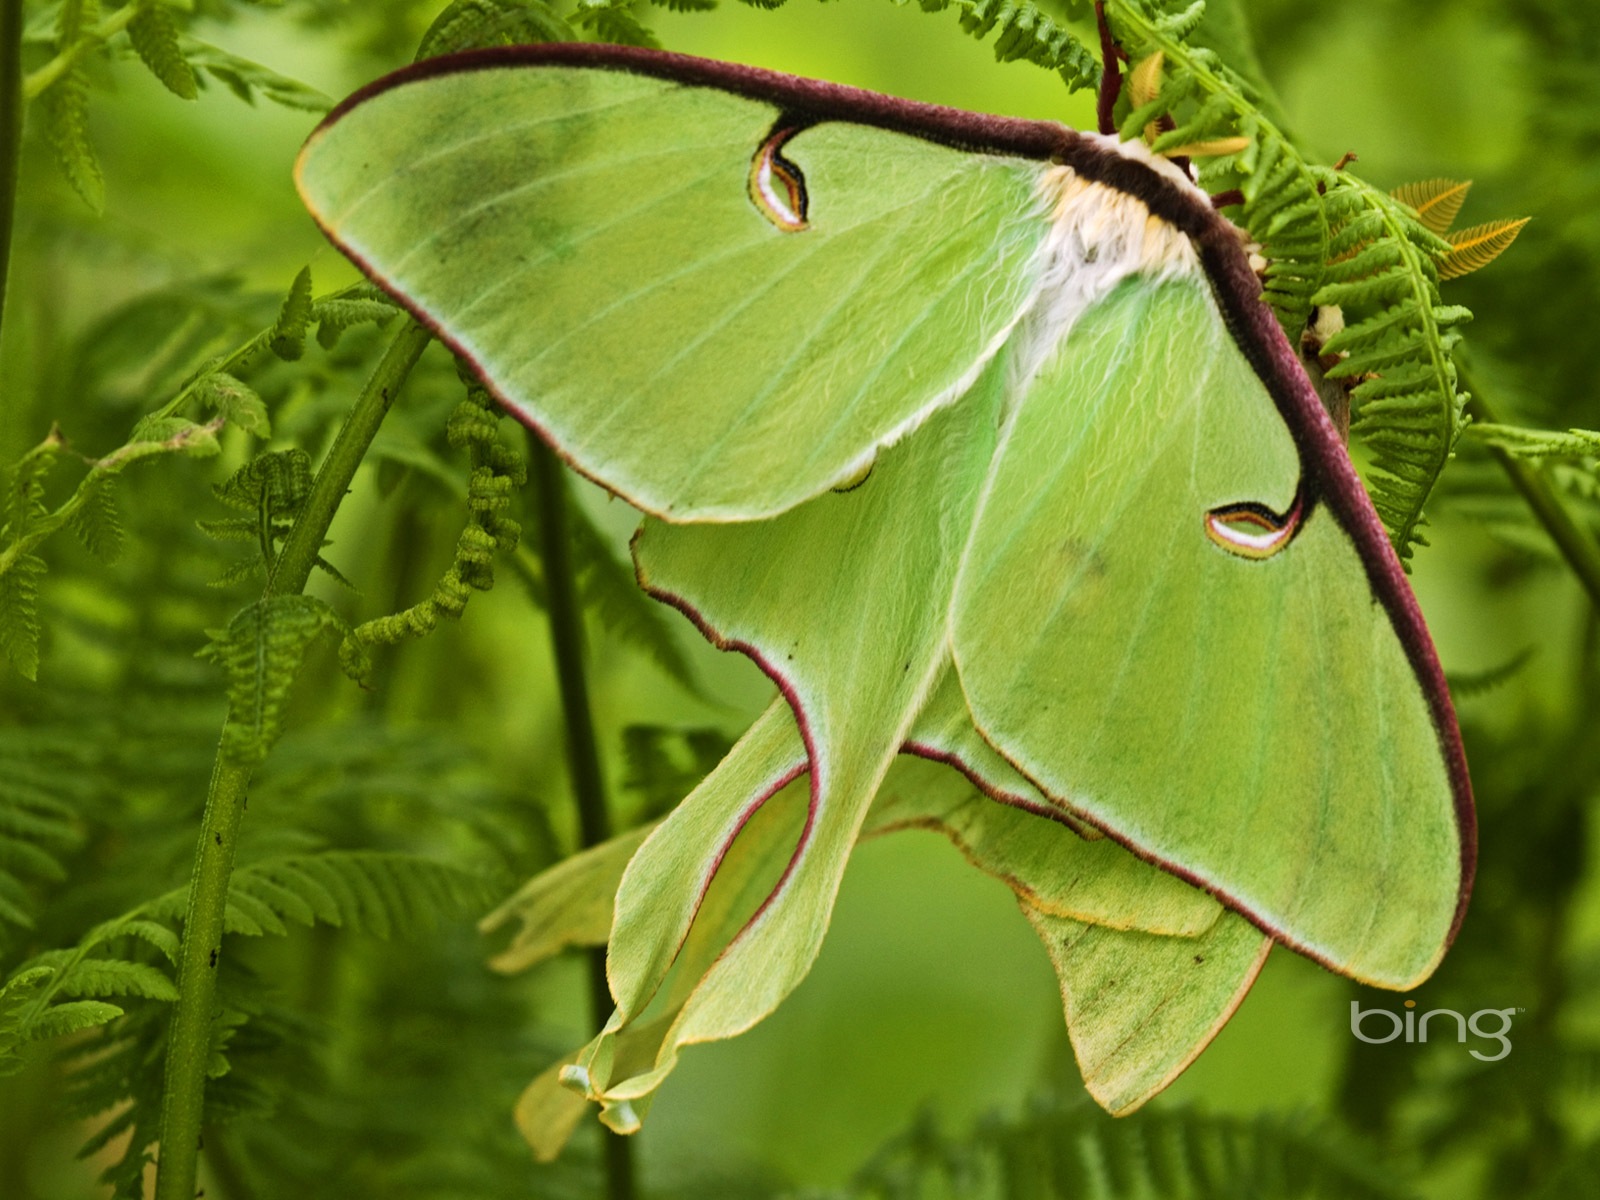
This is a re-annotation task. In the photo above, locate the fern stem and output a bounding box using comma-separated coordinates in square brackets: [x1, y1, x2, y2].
[153, 321, 431, 1200]
[267, 321, 431, 597]
[1464, 382, 1600, 611]
[21, 1, 140, 99]
[0, 0, 22, 355]
[529, 439, 637, 1200]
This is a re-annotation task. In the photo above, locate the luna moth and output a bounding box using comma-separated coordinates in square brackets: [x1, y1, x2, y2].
[295, 43, 1474, 1121]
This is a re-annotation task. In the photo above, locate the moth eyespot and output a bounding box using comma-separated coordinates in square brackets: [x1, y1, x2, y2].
[1204, 491, 1305, 560]
[749, 127, 809, 232]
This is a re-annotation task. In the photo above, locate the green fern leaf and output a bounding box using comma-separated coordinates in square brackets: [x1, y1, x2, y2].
[268, 266, 314, 362]
[0, 966, 53, 1075]
[126, 414, 220, 456]
[1446, 646, 1535, 698]
[240, 853, 493, 939]
[127, 2, 197, 100]
[573, 1, 661, 47]
[312, 295, 398, 348]
[67, 475, 124, 562]
[224, 888, 289, 936]
[4, 438, 56, 542]
[28, 999, 125, 1041]
[922, 0, 1098, 88]
[199, 595, 346, 766]
[181, 37, 334, 112]
[197, 516, 265, 543]
[56, 960, 178, 1003]
[194, 371, 270, 437]
[1467, 423, 1600, 461]
[45, 0, 105, 213]
[0, 553, 46, 679]
[213, 448, 312, 515]
[113, 919, 181, 962]
[417, 0, 576, 58]
[0, 739, 83, 943]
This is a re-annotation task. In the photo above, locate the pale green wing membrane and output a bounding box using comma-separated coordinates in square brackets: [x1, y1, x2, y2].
[297, 44, 1472, 1128]
[1023, 905, 1270, 1116]
[295, 62, 1050, 521]
[952, 275, 1462, 989]
[898, 669, 1222, 936]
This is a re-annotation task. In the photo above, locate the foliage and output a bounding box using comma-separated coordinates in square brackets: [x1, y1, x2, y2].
[821, 1096, 1410, 1200]
[1, 0, 1598, 1198]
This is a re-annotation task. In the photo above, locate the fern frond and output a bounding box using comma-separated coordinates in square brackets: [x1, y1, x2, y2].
[620, 723, 731, 820]
[1390, 177, 1471, 234]
[54, 959, 178, 1002]
[1441, 218, 1531, 280]
[140, 851, 495, 940]
[0, 740, 82, 943]
[199, 595, 347, 766]
[572, 2, 661, 48]
[66, 474, 124, 562]
[845, 1097, 1411, 1199]
[0, 552, 46, 679]
[1467, 422, 1600, 461]
[0, 966, 52, 1074]
[344, 373, 525, 675]
[181, 37, 333, 111]
[3, 430, 62, 542]
[920, 0, 1099, 90]
[1107, 1, 1327, 332]
[194, 371, 270, 437]
[417, 0, 576, 59]
[1313, 170, 1470, 563]
[45, 0, 105, 212]
[1447, 647, 1535, 698]
[310, 294, 398, 347]
[213, 448, 312, 515]
[127, 2, 197, 100]
[0, 941, 164, 1078]
[27, 998, 124, 1041]
[269, 266, 314, 362]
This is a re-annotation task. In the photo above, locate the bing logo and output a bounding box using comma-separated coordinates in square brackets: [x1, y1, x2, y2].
[1349, 1000, 1518, 1062]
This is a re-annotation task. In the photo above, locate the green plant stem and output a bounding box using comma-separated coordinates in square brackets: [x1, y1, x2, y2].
[1464, 381, 1600, 611]
[0, 0, 23, 357]
[153, 321, 430, 1200]
[529, 439, 636, 1200]
[21, 1, 139, 98]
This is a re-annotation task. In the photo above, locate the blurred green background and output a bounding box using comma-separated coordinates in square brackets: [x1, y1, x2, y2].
[1, 1, 1596, 1197]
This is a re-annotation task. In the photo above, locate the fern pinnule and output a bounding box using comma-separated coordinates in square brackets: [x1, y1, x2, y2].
[1308, 169, 1471, 562]
[1391, 178, 1472, 234]
[1467, 423, 1600, 461]
[44, 0, 105, 212]
[66, 475, 125, 562]
[127, 2, 197, 99]
[919, 0, 1098, 89]
[418, 0, 579, 61]
[181, 37, 334, 111]
[270, 267, 315, 362]
[200, 595, 347, 766]
[1442, 218, 1531, 280]
[313, 293, 399, 348]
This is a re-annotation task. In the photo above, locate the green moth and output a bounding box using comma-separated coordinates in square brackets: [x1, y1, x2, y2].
[296, 44, 1474, 1121]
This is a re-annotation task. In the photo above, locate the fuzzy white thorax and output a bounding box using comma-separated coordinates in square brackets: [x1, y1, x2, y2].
[1009, 144, 1204, 396]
